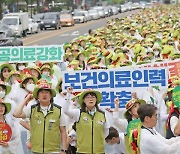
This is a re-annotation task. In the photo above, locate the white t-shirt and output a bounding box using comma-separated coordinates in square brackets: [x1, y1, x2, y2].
[170, 116, 179, 137]
[114, 133, 126, 154]
[23, 103, 66, 127]
[54, 93, 75, 130]
[54, 94, 66, 107]
[113, 111, 128, 133]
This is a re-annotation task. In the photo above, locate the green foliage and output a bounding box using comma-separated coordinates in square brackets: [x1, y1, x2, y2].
[0, 0, 74, 17]
[110, 0, 125, 4]
[50, 6, 62, 12]
[3, 0, 17, 4]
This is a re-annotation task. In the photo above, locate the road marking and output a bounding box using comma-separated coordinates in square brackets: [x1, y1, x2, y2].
[23, 31, 54, 41]
[59, 33, 69, 37]
[23, 10, 139, 46]
[23, 19, 105, 45]
[71, 31, 80, 36]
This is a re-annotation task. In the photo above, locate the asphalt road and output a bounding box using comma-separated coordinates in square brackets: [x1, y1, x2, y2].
[22, 10, 140, 46]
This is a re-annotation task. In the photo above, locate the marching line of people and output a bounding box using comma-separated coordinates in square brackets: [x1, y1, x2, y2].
[0, 4, 179, 154]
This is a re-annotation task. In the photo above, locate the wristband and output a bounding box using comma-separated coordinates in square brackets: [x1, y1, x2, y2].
[61, 149, 67, 152]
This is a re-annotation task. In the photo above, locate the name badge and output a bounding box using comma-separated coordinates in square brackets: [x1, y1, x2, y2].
[38, 120, 41, 125]
[98, 121, 104, 125]
[49, 119, 55, 123]
[83, 117, 88, 122]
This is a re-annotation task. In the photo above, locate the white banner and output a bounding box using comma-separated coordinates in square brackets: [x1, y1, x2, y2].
[62, 67, 168, 108]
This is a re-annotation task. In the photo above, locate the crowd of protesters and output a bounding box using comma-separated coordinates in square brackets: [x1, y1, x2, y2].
[62, 6, 179, 71]
[0, 4, 179, 154]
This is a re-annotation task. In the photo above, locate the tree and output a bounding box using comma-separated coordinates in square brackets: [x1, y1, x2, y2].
[92, 0, 98, 6]
[110, 0, 125, 4]
[0, 2, 3, 19]
[0, 0, 21, 19]
[57, 0, 73, 10]
[0, 0, 13, 19]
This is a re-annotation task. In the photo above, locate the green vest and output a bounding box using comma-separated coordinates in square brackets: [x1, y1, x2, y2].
[30, 103, 61, 153]
[76, 111, 105, 153]
[125, 119, 141, 154]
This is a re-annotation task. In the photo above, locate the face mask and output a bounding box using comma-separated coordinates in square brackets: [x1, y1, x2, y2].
[108, 48, 114, 52]
[10, 77, 14, 84]
[26, 84, 35, 92]
[0, 91, 6, 98]
[18, 65, 25, 71]
[157, 33, 162, 37]
[132, 41, 136, 45]
[154, 51, 159, 55]
[10, 77, 18, 84]
[42, 72, 50, 76]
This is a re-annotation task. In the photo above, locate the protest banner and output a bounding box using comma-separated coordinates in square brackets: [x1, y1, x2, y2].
[62, 67, 168, 108]
[0, 122, 12, 142]
[0, 45, 64, 63]
[138, 60, 180, 77]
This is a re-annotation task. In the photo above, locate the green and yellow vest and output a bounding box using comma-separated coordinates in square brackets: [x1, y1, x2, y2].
[30, 103, 61, 153]
[76, 111, 105, 154]
[125, 119, 141, 154]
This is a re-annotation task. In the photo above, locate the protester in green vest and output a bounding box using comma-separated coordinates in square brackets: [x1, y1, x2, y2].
[64, 87, 110, 154]
[13, 79, 67, 154]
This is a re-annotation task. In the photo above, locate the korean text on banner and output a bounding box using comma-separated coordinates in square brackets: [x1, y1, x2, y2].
[62, 67, 168, 108]
[0, 45, 64, 63]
